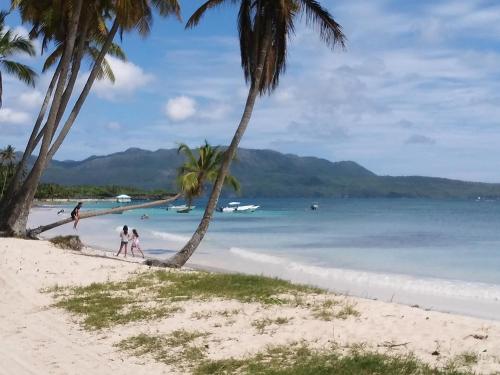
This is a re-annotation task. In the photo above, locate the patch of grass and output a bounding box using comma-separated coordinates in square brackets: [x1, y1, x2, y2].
[153, 271, 323, 304]
[445, 352, 479, 371]
[49, 235, 83, 251]
[194, 345, 472, 375]
[49, 270, 321, 330]
[117, 330, 209, 368]
[251, 317, 291, 334]
[311, 299, 360, 321]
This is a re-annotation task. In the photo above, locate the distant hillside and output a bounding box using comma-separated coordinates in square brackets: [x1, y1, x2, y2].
[31, 147, 500, 198]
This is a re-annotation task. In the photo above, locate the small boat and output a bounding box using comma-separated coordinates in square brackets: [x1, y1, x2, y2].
[217, 202, 259, 213]
[310, 203, 319, 210]
[169, 205, 195, 213]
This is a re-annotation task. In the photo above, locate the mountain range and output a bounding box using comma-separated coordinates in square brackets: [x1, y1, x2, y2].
[35, 147, 500, 198]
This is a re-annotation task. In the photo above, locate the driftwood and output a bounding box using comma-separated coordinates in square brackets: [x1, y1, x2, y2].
[27, 194, 181, 238]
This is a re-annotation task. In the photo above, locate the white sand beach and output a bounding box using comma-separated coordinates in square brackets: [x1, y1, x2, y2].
[1, 237, 500, 374]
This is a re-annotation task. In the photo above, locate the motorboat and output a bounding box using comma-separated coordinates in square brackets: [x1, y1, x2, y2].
[217, 202, 259, 213]
[167, 204, 195, 213]
[310, 203, 319, 210]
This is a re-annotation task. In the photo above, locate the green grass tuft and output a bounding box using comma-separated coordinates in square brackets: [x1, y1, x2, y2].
[194, 345, 472, 375]
[117, 330, 209, 367]
[49, 270, 318, 330]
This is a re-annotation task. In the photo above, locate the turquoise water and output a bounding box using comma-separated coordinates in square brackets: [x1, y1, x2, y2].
[32, 198, 500, 318]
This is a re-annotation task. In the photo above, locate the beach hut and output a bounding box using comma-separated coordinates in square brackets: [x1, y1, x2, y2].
[115, 194, 131, 203]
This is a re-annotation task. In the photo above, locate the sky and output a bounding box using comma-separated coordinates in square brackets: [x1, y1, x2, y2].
[2, 0, 500, 182]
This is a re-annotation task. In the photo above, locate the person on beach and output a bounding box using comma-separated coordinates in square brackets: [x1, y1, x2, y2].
[130, 229, 144, 258]
[116, 225, 130, 257]
[70, 202, 82, 229]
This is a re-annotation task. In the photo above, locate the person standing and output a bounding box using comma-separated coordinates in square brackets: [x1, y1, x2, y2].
[130, 229, 145, 258]
[70, 202, 82, 229]
[116, 225, 130, 257]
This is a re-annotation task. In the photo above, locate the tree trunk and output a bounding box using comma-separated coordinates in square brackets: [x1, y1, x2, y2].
[3, 60, 63, 202]
[0, 0, 83, 237]
[27, 194, 180, 238]
[158, 33, 272, 268]
[48, 19, 119, 160]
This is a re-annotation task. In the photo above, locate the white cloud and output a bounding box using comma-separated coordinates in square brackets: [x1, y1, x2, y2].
[106, 121, 121, 130]
[93, 56, 153, 100]
[19, 90, 44, 109]
[165, 96, 196, 121]
[0, 108, 31, 124]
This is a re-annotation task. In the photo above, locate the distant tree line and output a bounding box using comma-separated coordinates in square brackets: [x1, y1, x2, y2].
[35, 183, 173, 200]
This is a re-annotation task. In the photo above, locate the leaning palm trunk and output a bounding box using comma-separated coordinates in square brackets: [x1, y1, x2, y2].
[27, 194, 180, 238]
[151, 37, 271, 268]
[6, 60, 63, 199]
[0, 16, 119, 238]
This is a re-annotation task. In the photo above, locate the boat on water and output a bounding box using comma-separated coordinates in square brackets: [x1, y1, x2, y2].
[310, 203, 319, 210]
[217, 202, 260, 213]
[167, 205, 195, 213]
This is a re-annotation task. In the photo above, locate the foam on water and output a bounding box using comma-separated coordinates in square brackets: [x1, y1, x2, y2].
[150, 230, 191, 243]
[230, 247, 500, 302]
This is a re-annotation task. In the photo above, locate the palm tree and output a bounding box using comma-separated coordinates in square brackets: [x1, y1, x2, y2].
[0, 0, 181, 237]
[163, 0, 345, 267]
[0, 11, 37, 108]
[0, 145, 16, 198]
[177, 141, 240, 207]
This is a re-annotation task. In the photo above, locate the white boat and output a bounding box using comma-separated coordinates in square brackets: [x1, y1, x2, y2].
[218, 202, 259, 213]
[115, 194, 131, 203]
[167, 205, 195, 213]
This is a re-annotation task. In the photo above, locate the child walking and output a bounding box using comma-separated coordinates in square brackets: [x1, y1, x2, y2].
[130, 229, 145, 258]
[116, 225, 130, 257]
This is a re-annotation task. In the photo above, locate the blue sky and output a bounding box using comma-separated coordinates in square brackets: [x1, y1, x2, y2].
[2, 0, 500, 182]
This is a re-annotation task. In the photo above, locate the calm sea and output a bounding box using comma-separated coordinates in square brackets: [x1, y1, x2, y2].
[30, 198, 500, 319]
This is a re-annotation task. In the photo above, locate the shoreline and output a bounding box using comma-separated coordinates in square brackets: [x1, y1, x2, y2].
[1, 237, 500, 374]
[28, 206, 500, 321]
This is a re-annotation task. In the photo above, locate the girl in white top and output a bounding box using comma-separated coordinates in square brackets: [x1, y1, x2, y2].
[116, 225, 130, 257]
[130, 229, 144, 258]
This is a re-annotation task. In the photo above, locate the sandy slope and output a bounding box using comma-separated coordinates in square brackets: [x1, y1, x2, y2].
[1, 238, 500, 374]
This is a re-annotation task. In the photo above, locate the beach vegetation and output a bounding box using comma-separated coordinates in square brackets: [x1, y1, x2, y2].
[164, 0, 346, 268]
[116, 330, 209, 368]
[177, 141, 240, 207]
[311, 299, 360, 321]
[0, 11, 37, 108]
[194, 344, 472, 375]
[48, 270, 321, 329]
[0, 0, 181, 237]
[251, 316, 291, 334]
[49, 235, 83, 251]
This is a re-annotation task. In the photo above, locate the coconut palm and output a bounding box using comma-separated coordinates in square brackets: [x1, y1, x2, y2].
[177, 141, 240, 207]
[0, 11, 37, 108]
[0, 145, 16, 198]
[0, 0, 181, 237]
[164, 0, 345, 267]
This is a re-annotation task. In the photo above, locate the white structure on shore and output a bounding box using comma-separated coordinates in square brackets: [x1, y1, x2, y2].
[115, 194, 131, 203]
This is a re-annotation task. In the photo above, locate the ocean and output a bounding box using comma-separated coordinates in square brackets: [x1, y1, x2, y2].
[29, 198, 500, 319]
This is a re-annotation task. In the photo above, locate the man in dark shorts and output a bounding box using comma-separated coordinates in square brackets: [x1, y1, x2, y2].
[71, 202, 82, 229]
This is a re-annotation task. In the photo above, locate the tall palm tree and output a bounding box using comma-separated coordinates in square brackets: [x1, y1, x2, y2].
[0, 11, 37, 108]
[0, 145, 16, 198]
[0, 0, 181, 237]
[177, 141, 240, 207]
[164, 0, 345, 267]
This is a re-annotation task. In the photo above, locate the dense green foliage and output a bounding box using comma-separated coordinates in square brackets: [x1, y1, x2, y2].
[35, 183, 173, 199]
[32, 147, 500, 198]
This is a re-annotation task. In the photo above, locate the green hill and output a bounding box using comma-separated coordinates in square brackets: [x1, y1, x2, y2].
[32, 147, 500, 198]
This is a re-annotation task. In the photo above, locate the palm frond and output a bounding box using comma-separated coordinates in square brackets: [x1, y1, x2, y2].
[298, 0, 346, 49]
[0, 60, 36, 86]
[186, 0, 232, 29]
